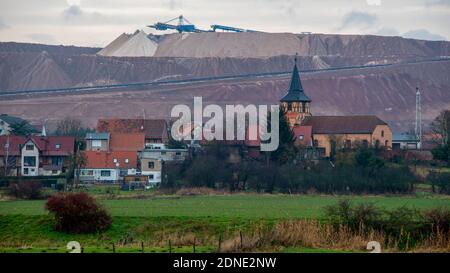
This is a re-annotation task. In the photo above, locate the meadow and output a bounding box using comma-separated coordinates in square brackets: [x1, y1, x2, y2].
[1, 193, 449, 253]
[1, 194, 449, 218]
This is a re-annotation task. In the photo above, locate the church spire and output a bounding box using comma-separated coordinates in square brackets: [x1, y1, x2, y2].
[288, 55, 304, 92]
[280, 54, 310, 103]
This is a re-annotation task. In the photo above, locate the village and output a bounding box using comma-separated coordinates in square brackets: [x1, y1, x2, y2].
[0, 60, 445, 192]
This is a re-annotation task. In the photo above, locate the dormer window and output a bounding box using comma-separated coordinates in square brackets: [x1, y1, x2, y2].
[55, 144, 61, 149]
[125, 159, 129, 164]
[113, 158, 118, 163]
[26, 144, 34, 151]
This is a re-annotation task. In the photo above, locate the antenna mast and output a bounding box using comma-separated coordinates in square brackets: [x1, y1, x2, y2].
[415, 87, 422, 149]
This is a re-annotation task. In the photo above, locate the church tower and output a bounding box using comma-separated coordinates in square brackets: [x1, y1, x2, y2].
[280, 56, 312, 127]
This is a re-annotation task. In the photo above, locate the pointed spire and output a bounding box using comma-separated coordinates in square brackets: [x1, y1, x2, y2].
[280, 55, 311, 103]
[288, 53, 304, 92]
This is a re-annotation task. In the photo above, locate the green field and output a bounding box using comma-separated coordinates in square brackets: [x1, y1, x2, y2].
[1, 194, 449, 253]
[1, 194, 449, 218]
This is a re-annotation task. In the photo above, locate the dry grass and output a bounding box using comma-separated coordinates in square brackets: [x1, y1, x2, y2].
[219, 220, 450, 253]
[175, 187, 227, 196]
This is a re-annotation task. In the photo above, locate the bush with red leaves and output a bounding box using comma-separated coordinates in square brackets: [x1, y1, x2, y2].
[45, 192, 112, 233]
[8, 181, 42, 200]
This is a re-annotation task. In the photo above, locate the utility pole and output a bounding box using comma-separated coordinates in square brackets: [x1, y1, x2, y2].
[415, 87, 422, 149]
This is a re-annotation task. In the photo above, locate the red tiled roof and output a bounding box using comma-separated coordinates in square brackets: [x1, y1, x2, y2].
[293, 125, 312, 146]
[0, 136, 27, 156]
[109, 133, 145, 152]
[97, 119, 167, 140]
[27, 136, 75, 156]
[84, 151, 137, 169]
[302, 116, 387, 134]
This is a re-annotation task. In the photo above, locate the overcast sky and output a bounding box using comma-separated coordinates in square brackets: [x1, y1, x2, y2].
[0, 0, 449, 47]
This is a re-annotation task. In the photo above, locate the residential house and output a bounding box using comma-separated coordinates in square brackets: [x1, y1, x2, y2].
[97, 119, 169, 146]
[139, 146, 189, 184]
[0, 136, 26, 176]
[80, 151, 138, 183]
[86, 133, 110, 151]
[110, 133, 145, 151]
[20, 136, 75, 176]
[81, 132, 145, 183]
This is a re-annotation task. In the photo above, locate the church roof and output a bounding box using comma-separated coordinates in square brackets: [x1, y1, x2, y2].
[302, 116, 388, 134]
[280, 60, 311, 103]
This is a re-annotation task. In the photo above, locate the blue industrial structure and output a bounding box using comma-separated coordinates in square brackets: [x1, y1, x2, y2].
[148, 15, 205, 33]
[210, 24, 256, 33]
[148, 15, 257, 33]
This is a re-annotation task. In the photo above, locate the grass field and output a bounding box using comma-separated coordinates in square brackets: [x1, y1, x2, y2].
[1, 194, 449, 253]
[1, 194, 449, 218]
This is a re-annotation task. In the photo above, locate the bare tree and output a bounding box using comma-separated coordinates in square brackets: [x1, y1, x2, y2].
[66, 151, 87, 188]
[54, 118, 94, 139]
[430, 110, 450, 145]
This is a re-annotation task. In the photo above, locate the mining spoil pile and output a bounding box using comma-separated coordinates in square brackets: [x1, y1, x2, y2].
[1, 32, 449, 132]
[98, 30, 157, 57]
[152, 32, 450, 58]
[96, 31, 450, 58]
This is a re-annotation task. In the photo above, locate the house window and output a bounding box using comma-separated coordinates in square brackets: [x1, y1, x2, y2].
[92, 140, 102, 148]
[100, 170, 111, 177]
[299, 135, 304, 140]
[52, 170, 58, 174]
[81, 170, 94, 176]
[176, 152, 181, 156]
[149, 174, 154, 180]
[385, 140, 389, 147]
[23, 168, 29, 174]
[313, 140, 319, 147]
[125, 159, 129, 164]
[26, 144, 34, 151]
[55, 144, 61, 149]
[161, 151, 166, 155]
[381, 130, 385, 137]
[148, 162, 155, 169]
[23, 156, 36, 167]
[51, 157, 63, 166]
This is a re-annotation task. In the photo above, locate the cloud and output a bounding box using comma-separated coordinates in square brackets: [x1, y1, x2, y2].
[62, 4, 103, 25]
[63, 5, 84, 21]
[338, 11, 377, 30]
[403, 29, 447, 41]
[28, 33, 57, 44]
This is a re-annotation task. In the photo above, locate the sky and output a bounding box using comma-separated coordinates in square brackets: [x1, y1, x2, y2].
[0, 0, 449, 47]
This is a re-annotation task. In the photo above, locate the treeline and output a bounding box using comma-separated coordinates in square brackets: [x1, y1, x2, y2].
[162, 143, 418, 194]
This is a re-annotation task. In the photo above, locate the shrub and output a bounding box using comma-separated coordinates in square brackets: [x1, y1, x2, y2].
[45, 192, 112, 233]
[423, 207, 450, 235]
[428, 171, 450, 194]
[7, 181, 43, 200]
[324, 199, 383, 232]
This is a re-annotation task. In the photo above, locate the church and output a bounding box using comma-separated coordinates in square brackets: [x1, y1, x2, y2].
[280, 58, 392, 158]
